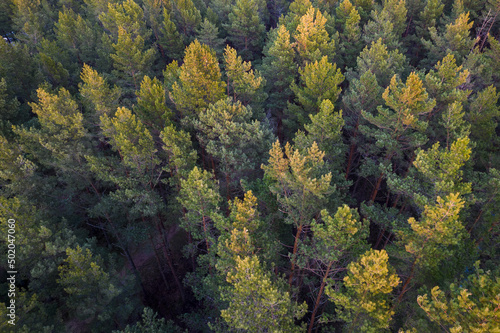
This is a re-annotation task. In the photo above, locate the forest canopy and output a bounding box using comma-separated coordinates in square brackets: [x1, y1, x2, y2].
[0, 0, 499, 332]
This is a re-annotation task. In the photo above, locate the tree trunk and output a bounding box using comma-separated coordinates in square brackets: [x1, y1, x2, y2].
[307, 261, 333, 333]
[288, 223, 304, 287]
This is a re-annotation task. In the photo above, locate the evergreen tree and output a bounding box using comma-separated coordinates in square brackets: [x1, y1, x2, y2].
[55, 7, 98, 67]
[178, 166, 222, 258]
[220, 255, 307, 332]
[170, 40, 226, 119]
[422, 11, 477, 66]
[99, 0, 150, 41]
[0, 78, 20, 137]
[223, 45, 266, 114]
[293, 6, 336, 65]
[225, 0, 266, 60]
[134, 75, 172, 135]
[115, 308, 186, 333]
[359, 72, 435, 203]
[417, 261, 500, 333]
[194, 98, 274, 195]
[57, 246, 122, 325]
[336, 0, 363, 69]
[110, 26, 157, 90]
[327, 249, 400, 332]
[196, 18, 225, 57]
[298, 206, 369, 333]
[159, 8, 185, 61]
[172, 0, 202, 39]
[262, 140, 333, 287]
[79, 64, 121, 127]
[286, 56, 344, 132]
[261, 24, 297, 130]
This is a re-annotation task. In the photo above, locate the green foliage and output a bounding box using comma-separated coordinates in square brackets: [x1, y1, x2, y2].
[412, 137, 472, 205]
[402, 193, 467, 269]
[220, 255, 307, 332]
[327, 249, 400, 332]
[171, 39, 226, 118]
[225, 0, 266, 60]
[99, 0, 149, 40]
[293, 6, 336, 65]
[159, 8, 185, 61]
[417, 262, 500, 332]
[110, 26, 157, 89]
[178, 166, 221, 255]
[0, 78, 20, 136]
[58, 245, 127, 327]
[194, 98, 274, 189]
[286, 56, 344, 131]
[223, 45, 266, 112]
[134, 75, 172, 134]
[100, 106, 157, 172]
[172, 0, 202, 38]
[262, 140, 333, 228]
[196, 18, 225, 56]
[261, 24, 297, 115]
[55, 7, 97, 66]
[160, 124, 197, 187]
[79, 64, 121, 126]
[115, 308, 185, 333]
[422, 11, 477, 66]
[294, 99, 345, 163]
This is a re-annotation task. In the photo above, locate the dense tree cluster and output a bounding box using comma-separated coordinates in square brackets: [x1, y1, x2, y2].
[0, 0, 499, 332]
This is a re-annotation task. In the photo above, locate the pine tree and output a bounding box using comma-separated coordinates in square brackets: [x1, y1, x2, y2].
[115, 307, 186, 333]
[410, 137, 472, 206]
[359, 72, 435, 203]
[467, 85, 500, 169]
[57, 246, 122, 324]
[172, 0, 202, 39]
[417, 261, 500, 333]
[424, 53, 470, 121]
[55, 7, 98, 67]
[223, 45, 266, 114]
[37, 38, 72, 88]
[194, 98, 274, 194]
[293, 6, 336, 65]
[220, 255, 307, 332]
[336, 0, 363, 69]
[415, 0, 445, 40]
[14, 87, 88, 170]
[110, 26, 157, 90]
[225, 0, 266, 60]
[362, 0, 406, 52]
[298, 206, 369, 333]
[0, 78, 20, 137]
[79, 64, 121, 127]
[278, 0, 313, 33]
[158, 8, 185, 61]
[160, 124, 197, 188]
[422, 11, 477, 66]
[286, 56, 344, 132]
[356, 38, 407, 88]
[397, 193, 468, 303]
[196, 18, 225, 56]
[327, 249, 400, 332]
[170, 40, 226, 119]
[99, 0, 150, 41]
[178, 166, 222, 258]
[294, 99, 345, 163]
[262, 140, 333, 286]
[261, 24, 297, 128]
[134, 75, 172, 134]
